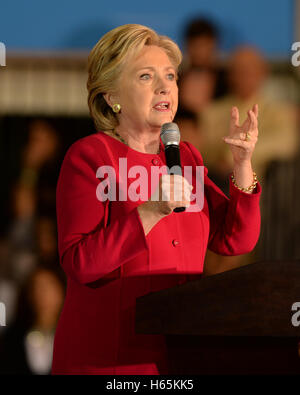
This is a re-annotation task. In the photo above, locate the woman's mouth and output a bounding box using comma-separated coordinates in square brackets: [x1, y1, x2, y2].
[153, 101, 171, 112]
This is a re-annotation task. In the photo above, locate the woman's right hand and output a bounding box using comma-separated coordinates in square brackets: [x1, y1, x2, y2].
[151, 174, 193, 215]
[137, 174, 193, 235]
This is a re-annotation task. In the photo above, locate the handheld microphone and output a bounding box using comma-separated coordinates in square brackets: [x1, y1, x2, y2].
[160, 122, 185, 213]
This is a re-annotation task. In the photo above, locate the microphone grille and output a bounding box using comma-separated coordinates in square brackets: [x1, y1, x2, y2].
[160, 122, 180, 146]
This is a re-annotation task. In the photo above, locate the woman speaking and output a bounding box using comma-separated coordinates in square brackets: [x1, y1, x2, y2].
[52, 24, 261, 375]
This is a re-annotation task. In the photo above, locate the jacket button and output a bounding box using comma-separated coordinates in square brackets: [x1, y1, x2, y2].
[172, 239, 180, 247]
[152, 158, 160, 165]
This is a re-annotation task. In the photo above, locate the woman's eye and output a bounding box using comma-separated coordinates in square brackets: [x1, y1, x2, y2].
[167, 73, 176, 80]
[139, 72, 176, 81]
[140, 74, 151, 80]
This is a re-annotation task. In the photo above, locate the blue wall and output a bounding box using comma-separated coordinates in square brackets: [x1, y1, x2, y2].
[0, 0, 295, 57]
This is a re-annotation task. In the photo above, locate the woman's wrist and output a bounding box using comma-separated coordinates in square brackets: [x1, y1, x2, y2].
[232, 162, 256, 194]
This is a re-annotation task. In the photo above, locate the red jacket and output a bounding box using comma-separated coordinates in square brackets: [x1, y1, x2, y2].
[52, 131, 261, 374]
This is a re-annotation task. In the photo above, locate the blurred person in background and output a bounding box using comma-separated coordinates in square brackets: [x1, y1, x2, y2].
[174, 109, 203, 152]
[0, 120, 62, 328]
[177, 67, 217, 151]
[0, 263, 65, 375]
[201, 46, 298, 276]
[178, 66, 217, 114]
[202, 46, 298, 193]
[177, 17, 226, 154]
[0, 212, 59, 331]
[35, 216, 58, 265]
[184, 17, 218, 69]
[183, 17, 227, 98]
[5, 120, 61, 283]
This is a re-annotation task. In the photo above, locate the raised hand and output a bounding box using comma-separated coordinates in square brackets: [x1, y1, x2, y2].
[223, 104, 259, 165]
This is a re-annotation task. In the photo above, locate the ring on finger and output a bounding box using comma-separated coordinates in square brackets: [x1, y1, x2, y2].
[245, 132, 251, 141]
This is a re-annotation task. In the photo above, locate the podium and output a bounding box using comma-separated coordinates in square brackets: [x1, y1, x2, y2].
[135, 260, 300, 374]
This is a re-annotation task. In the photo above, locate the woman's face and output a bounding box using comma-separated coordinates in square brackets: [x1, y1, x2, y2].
[111, 45, 178, 131]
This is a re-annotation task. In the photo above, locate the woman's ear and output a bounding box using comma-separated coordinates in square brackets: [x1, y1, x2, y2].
[103, 93, 112, 107]
[103, 93, 118, 108]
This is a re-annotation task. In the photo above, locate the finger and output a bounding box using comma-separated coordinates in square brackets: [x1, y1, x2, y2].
[248, 110, 256, 131]
[162, 181, 182, 201]
[223, 137, 253, 150]
[172, 175, 193, 190]
[230, 107, 239, 133]
[224, 134, 257, 143]
[184, 190, 192, 201]
[173, 179, 192, 201]
[174, 199, 190, 209]
[161, 174, 172, 184]
[182, 177, 193, 191]
[181, 199, 191, 208]
[182, 184, 193, 201]
[162, 175, 193, 201]
[249, 110, 258, 134]
[252, 103, 258, 118]
[238, 132, 248, 140]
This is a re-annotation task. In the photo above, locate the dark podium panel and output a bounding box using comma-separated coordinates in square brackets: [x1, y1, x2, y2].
[135, 260, 300, 374]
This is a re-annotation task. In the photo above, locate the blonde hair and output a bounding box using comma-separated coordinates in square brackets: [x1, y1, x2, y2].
[87, 24, 182, 131]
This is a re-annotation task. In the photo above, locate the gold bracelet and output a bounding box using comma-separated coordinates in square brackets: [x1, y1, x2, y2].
[230, 171, 258, 193]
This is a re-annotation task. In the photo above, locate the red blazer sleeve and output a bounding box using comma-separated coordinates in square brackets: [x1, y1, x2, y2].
[56, 138, 148, 285]
[183, 141, 262, 256]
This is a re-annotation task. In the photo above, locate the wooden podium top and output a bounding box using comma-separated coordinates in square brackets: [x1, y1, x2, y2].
[135, 260, 300, 337]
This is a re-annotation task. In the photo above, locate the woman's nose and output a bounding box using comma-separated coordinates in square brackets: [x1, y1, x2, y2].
[158, 86, 170, 95]
[154, 77, 171, 95]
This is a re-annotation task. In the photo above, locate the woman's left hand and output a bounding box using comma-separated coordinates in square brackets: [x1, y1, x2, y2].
[223, 104, 258, 165]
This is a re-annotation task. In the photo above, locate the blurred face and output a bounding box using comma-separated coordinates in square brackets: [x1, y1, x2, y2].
[179, 70, 216, 112]
[26, 121, 59, 164]
[110, 45, 178, 132]
[30, 270, 64, 320]
[13, 184, 36, 218]
[187, 36, 217, 67]
[228, 49, 266, 99]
